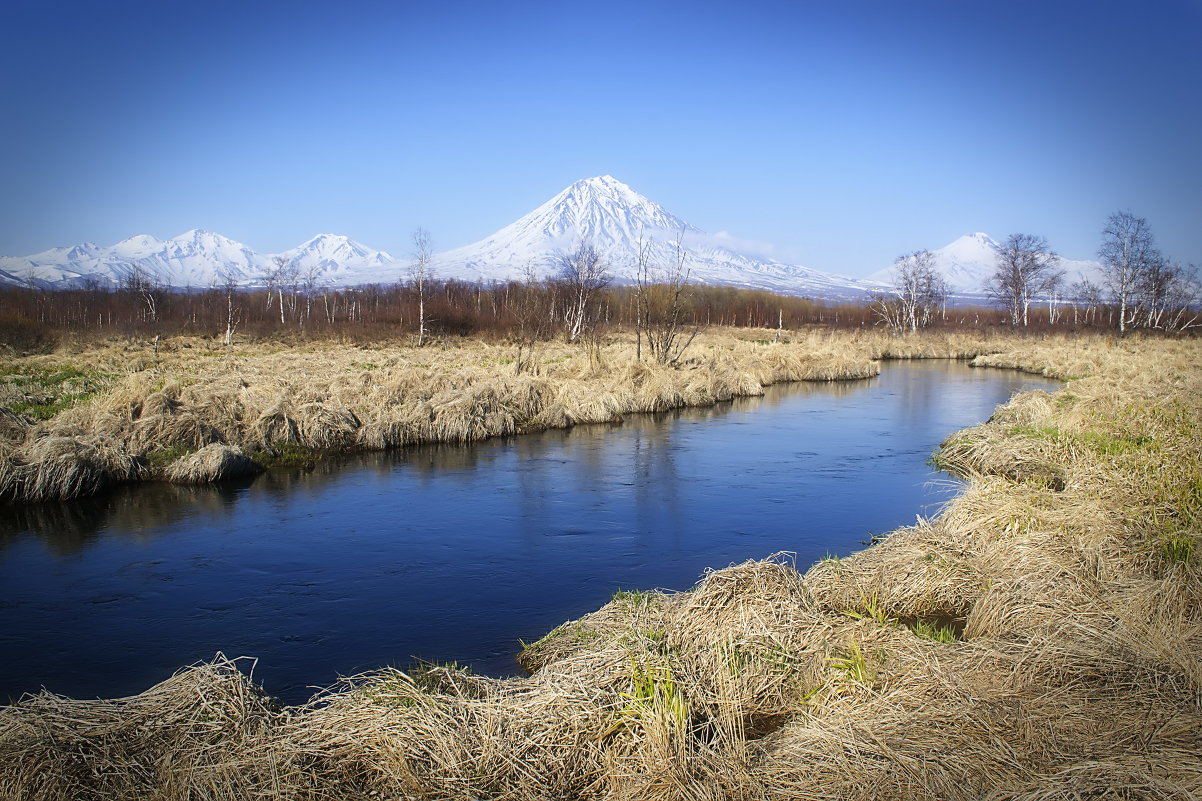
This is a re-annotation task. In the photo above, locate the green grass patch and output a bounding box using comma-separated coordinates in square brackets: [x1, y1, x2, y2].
[843, 592, 896, 627]
[830, 640, 877, 688]
[908, 619, 960, 643]
[247, 442, 322, 469]
[1008, 424, 1151, 456]
[1, 364, 115, 420]
[606, 654, 689, 736]
[611, 588, 661, 608]
[1158, 532, 1195, 566]
[519, 623, 602, 653]
[1075, 430, 1151, 455]
[145, 445, 195, 470]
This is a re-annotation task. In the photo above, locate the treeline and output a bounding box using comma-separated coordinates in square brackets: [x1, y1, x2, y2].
[0, 275, 1162, 354]
[0, 279, 872, 343]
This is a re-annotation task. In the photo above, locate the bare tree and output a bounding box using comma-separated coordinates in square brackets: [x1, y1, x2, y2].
[989, 233, 1062, 327]
[300, 262, 323, 326]
[219, 273, 241, 346]
[1099, 211, 1162, 334]
[123, 264, 160, 324]
[634, 230, 698, 364]
[1132, 258, 1198, 330]
[263, 257, 298, 324]
[871, 250, 948, 333]
[510, 264, 551, 374]
[559, 243, 609, 342]
[410, 227, 433, 346]
[1069, 278, 1104, 326]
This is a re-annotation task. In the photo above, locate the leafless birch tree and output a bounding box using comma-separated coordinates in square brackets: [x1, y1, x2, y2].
[871, 250, 948, 333]
[559, 244, 609, 343]
[634, 230, 698, 364]
[989, 233, 1062, 327]
[1099, 211, 1161, 334]
[410, 227, 433, 346]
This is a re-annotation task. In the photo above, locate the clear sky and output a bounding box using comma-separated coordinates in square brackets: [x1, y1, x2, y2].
[2, 0, 1199, 277]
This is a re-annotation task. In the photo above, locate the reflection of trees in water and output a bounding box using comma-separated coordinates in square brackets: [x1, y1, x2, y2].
[0, 500, 109, 556]
[0, 372, 886, 558]
[0, 479, 249, 557]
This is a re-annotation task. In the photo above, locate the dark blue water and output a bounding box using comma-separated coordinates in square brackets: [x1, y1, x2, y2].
[0, 361, 1056, 704]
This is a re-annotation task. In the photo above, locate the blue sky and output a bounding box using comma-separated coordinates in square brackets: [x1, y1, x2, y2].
[2, 0, 1199, 276]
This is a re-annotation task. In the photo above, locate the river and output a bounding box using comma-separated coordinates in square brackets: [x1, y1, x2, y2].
[0, 360, 1057, 704]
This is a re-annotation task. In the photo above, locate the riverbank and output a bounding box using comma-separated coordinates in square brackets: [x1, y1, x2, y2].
[2, 327, 1012, 505]
[2, 333, 1199, 800]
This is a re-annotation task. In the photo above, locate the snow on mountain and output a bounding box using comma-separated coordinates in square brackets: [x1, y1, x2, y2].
[435, 175, 872, 299]
[867, 232, 1104, 296]
[151, 230, 263, 287]
[0, 230, 394, 290]
[0, 242, 113, 288]
[111, 234, 164, 259]
[276, 234, 397, 285]
[0, 175, 901, 299]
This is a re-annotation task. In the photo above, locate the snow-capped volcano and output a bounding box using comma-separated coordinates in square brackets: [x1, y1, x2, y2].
[867, 232, 1104, 296]
[434, 175, 693, 279]
[865, 232, 1004, 294]
[436, 175, 871, 298]
[0, 175, 875, 298]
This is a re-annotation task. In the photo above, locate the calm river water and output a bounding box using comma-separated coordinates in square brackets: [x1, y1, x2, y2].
[0, 361, 1057, 704]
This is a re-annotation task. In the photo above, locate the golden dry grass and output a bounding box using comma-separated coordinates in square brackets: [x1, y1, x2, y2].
[2, 331, 1200, 800]
[1, 328, 890, 503]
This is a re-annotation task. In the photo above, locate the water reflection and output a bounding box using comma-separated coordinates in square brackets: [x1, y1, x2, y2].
[2, 376, 877, 556]
[0, 363, 1056, 704]
[0, 480, 252, 556]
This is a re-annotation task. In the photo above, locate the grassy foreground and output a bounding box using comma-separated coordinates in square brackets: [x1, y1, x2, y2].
[1, 332, 1201, 800]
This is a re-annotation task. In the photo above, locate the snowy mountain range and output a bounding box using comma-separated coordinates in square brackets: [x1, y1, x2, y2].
[865, 232, 1104, 296]
[0, 176, 873, 299]
[0, 176, 1100, 300]
[0, 230, 396, 290]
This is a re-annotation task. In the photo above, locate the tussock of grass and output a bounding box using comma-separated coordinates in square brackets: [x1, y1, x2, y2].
[0, 407, 32, 446]
[0, 435, 144, 503]
[3, 333, 1201, 799]
[163, 443, 261, 484]
[0, 655, 279, 801]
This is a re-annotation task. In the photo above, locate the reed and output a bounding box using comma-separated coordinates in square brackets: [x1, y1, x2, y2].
[2, 331, 1200, 800]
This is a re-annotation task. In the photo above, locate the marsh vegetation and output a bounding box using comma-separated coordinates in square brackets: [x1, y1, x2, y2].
[1, 331, 1199, 799]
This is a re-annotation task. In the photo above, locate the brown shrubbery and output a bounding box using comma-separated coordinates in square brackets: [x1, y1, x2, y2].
[0, 281, 1078, 347]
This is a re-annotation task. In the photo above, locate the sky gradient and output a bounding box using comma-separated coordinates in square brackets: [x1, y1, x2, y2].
[2, 0, 1199, 277]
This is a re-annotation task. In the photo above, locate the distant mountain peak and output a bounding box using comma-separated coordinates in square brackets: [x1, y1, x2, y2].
[868, 232, 1102, 295]
[574, 174, 622, 187]
[433, 176, 868, 298]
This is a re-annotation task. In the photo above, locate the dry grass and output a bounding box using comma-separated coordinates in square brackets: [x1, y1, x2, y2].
[0, 656, 281, 801]
[2, 331, 1201, 799]
[1, 328, 887, 503]
[0, 434, 144, 503]
[163, 443, 261, 483]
